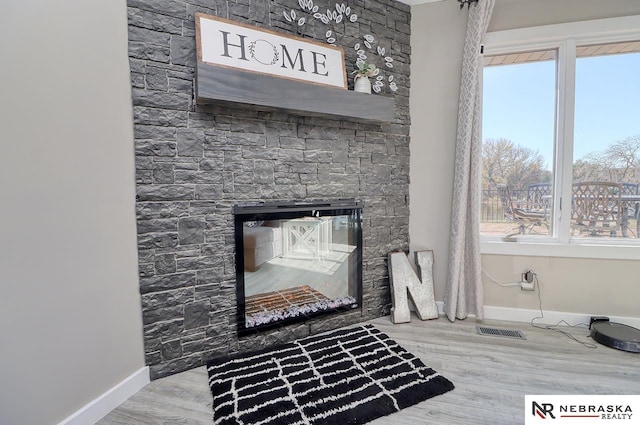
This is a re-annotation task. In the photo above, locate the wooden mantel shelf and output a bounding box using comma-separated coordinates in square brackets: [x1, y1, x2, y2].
[196, 63, 395, 123]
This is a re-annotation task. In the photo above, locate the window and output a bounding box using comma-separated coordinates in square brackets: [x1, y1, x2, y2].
[479, 16, 640, 257]
[573, 46, 640, 239]
[481, 49, 556, 239]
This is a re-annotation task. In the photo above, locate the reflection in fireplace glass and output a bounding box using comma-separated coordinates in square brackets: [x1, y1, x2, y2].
[234, 202, 362, 333]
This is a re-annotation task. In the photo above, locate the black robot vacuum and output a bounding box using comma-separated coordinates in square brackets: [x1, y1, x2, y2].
[590, 317, 640, 353]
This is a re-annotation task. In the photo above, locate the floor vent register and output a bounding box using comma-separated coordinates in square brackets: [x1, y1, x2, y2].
[476, 326, 526, 340]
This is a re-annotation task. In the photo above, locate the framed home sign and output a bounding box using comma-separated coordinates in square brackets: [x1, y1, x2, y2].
[195, 13, 347, 89]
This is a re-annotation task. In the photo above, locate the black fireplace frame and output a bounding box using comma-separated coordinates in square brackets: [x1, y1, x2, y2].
[233, 199, 363, 336]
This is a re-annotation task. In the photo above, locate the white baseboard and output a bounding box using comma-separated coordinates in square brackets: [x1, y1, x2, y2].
[57, 366, 149, 425]
[435, 301, 640, 328]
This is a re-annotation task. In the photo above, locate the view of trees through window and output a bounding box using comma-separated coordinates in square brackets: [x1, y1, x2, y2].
[573, 135, 640, 183]
[481, 43, 640, 240]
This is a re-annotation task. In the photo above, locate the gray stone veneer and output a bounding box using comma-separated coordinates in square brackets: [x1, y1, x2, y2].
[127, 0, 411, 379]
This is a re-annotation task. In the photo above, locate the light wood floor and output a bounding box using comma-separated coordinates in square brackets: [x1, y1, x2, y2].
[98, 316, 640, 425]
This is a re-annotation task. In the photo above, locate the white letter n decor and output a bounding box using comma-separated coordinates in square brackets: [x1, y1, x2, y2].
[388, 250, 439, 323]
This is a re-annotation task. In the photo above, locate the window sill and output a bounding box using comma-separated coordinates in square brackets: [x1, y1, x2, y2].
[481, 239, 640, 260]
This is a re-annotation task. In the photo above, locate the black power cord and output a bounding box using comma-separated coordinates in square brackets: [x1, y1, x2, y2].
[529, 273, 598, 349]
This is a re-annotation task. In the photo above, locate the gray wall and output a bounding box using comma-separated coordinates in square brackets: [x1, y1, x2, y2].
[488, 0, 640, 32]
[128, 0, 412, 379]
[409, 0, 467, 305]
[0, 1, 146, 425]
[410, 0, 640, 317]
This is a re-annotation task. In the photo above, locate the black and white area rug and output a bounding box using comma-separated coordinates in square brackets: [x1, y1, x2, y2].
[206, 324, 454, 424]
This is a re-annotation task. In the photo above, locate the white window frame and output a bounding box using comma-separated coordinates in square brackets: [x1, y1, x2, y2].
[480, 15, 640, 260]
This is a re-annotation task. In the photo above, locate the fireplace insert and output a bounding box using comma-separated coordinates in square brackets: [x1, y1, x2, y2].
[233, 199, 363, 335]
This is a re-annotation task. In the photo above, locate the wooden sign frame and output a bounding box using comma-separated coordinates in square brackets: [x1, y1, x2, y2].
[195, 13, 347, 89]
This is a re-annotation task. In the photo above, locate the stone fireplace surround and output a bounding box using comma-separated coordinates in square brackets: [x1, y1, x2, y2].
[128, 0, 411, 379]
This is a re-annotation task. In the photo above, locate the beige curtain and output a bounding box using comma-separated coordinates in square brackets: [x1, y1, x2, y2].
[444, 0, 495, 321]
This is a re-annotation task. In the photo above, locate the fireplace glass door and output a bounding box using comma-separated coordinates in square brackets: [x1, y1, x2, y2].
[234, 200, 362, 334]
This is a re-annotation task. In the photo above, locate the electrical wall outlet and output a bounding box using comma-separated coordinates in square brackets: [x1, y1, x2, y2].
[520, 281, 535, 291]
[520, 270, 535, 291]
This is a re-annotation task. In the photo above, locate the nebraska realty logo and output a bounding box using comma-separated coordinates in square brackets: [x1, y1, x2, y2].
[525, 396, 638, 423]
